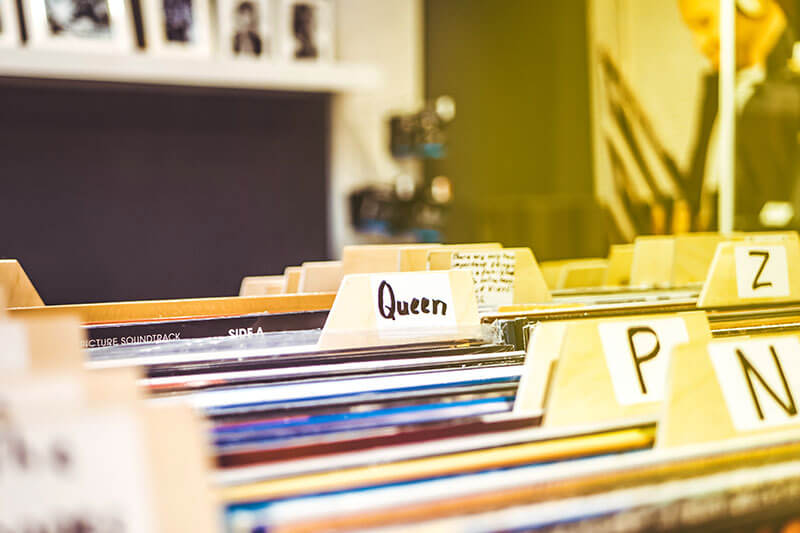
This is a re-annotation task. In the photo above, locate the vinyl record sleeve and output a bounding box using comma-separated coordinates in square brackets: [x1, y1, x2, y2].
[169, 364, 522, 412]
[248, 427, 800, 532]
[84, 310, 329, 349]
[144, 350, 524, 393]
[208, 380, 518, 424]
[212, 396, 515, 448]
[219, 422, 655, 505]
[216, 411, 538, 468]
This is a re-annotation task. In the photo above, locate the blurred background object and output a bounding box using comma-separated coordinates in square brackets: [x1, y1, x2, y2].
[592, 0, 800, 238]
[425, 0, 601, 261]
[6, 0, 800, 302]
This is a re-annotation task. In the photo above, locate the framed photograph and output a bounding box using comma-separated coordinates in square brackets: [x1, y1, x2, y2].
[0, 0, 22, 47]
[217, 0, 272, 58]
[278, 0, 333, 62]
[23, 0, 135, 50]
[143, 0, 211, 55]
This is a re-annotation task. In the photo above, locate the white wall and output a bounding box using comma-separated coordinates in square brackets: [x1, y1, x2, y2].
[329, 0, 425, 258]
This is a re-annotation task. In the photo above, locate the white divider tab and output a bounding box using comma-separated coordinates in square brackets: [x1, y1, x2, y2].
[371, 272, 457, 330]
[318, 270, 479, 349]
[734, 245, 790, 299]
[709, 336, 800, 431]
[599, 317, 690, 405]
[0, 409, 157, 533]
[0, 320, 29, 372]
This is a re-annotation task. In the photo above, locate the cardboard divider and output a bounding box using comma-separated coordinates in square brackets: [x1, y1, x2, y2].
[659, 333, 800, 448]
[342, 244, 441, 275]
[239, 275, 285, 296]
[0, 312, 218, 533]
[629, 236, 676, 287]
[298, 260, 344, 293]
[605, 243, 634, 286]
[283, 266, 303, 293]
[557, 258, 608, 289]
[543, 311, 711, 428]
[513, 321, 571, 415]
[428, 247, 551, 304]
[9, 292, 335, 324]
[698, 234, 800, 308]
[318, 270, 480, 350]
[143, 404, 219, 533]
[0, 259, 44, 307]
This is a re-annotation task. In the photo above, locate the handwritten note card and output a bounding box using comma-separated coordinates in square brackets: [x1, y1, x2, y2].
[0, 409, 156, 533]
[451, 251, 516, 305]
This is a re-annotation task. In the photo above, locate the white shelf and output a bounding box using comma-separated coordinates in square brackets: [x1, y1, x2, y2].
[0, 49, 381, 93]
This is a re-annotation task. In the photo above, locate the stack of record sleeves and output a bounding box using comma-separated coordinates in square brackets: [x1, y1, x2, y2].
[7, 234, 800, 532]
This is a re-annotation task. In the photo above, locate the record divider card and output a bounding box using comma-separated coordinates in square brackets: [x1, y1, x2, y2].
[0, 314, 218, 533]
[629, 235, 678, 288]
[317, 269, 480, 350]
[513, 321, 572, 416]
[605, 243, 634, 286]
[556, 259, 608, 290]
[697, 233, 800, 308]
[342, 242, 503, 275]
[7, 292, 336, 323]
[0, 259, 44, 307]
[428, 247, 551, 305]
[659, 234, 800, 447]
[0, 313, 86, 374]
[518, 234, 800, 426]
[629, 231, 798, 290]
[398, 244, 503, 271]
[342, 244, 442, 275]
[283, 266, 303, 293]
[541, 311, 711, 428]
[239, 275, 285, 296]
[297, 260, 344, 293]
[659, 333, 800, 448]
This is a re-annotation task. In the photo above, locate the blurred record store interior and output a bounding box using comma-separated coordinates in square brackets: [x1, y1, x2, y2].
[14, 1, 800, 532]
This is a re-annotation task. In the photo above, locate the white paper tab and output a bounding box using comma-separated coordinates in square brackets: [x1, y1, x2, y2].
[451, 251, 515, 306]
[598, 317, 689, 405]
[370, 272, 457, 332]
[709, 336, 800, 432]
[734, 244, 790, 299]
[0, 321, 29, 372]
[0, 409, 156, 533]
[0, 377, 85, 419]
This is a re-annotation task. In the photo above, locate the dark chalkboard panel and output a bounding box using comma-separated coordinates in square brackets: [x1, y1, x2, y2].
[0, 81, 329, 304]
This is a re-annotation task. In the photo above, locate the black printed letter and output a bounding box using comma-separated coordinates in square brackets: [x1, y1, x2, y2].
[749, 250, 772, 290]
[736, 346, 797, 420]
[627, 326, 660, 394]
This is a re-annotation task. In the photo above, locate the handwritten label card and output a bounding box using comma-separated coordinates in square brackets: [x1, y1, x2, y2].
[451, 251, 515, 306]
[598, 317, 690, 405]
[318, 270, 478, 349]
[0, 409, 157, 533]
[709, 337, 800, 432]
[0, 321, 29, 372]
[734, 245, 790, 299]
[370, 272, 457, 332]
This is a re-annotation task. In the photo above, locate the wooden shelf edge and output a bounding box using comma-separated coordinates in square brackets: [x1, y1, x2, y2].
[0, 49, 382, 93]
